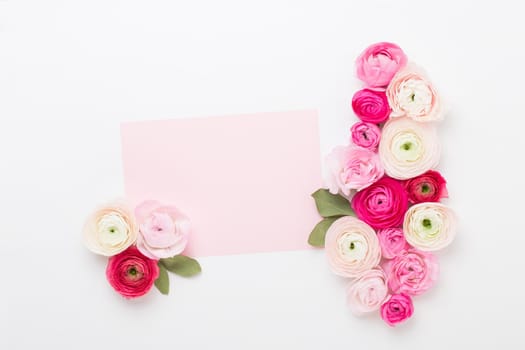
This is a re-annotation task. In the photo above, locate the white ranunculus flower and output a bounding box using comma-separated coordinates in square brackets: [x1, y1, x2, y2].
[403, 202, 457, 251]
[378, 117, 440, 180]
[83, 200, 138, 256]
[387, 65, 442, 122]
[346, 268, 388, 315]
[325, 216, 381, 278]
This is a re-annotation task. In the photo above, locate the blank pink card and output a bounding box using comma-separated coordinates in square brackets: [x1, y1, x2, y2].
[121, 110, 322, 257]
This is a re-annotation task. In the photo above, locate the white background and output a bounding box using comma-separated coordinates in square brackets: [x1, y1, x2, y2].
[1, 0, 525, 348]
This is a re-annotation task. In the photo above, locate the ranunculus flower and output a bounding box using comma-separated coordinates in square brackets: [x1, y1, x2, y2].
[324, 216, 381, 278]
[351, 89, 390, 124]
[378, 117, 440, 180]
[324, 145, 384, 196]
[83, 200, 138, 256]
[403, 203, 457, 251]
[387, 66, 442, 122]
[106, 246, 160, 298]
[351, 177, 408, 229]
[384, 249, 438, 296]
[346, 269, 388, 315]
[135, 200, 190, 260]
[356, 42, 407, 87]
[380, 294, 414, 327]
[404, 170, 448, 203]
[377, 228, 409, 259]
[350, 122, 381, 150]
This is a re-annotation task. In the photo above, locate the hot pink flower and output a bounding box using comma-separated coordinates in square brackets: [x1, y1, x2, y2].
[351, 89, 390, 124]
[377, 228, 409, 259]
[356, 42, 407, 87]
[106, 246, 159, 299]
[135, 200, 191, 260]
[351, 177, 408, 229]
[380, 294, 414, 327]
[384, 249, 439, 296]
[350, 122, 381, 150]
[324, 145, 384, 196]
[404, 170, 448, 204]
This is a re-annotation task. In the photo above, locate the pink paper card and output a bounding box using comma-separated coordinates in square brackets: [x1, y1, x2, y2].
[121, 110, 322, 257]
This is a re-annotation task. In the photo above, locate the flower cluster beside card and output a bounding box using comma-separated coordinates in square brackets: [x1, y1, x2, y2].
[308, 42, 456, 327]
[83, 200, 201, 298]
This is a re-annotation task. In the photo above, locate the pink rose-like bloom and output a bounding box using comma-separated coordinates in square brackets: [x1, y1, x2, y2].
[351, 177, 408, 229]
[324, 216, 381, 278]
[404, 170, 448, 204]
[325, 145, 384, 196]
[351, 89, 390, 124]
[377, 228, 409, 259]
[106, 246, 159, 299]
[384, 249, 439, 296]
[356, 42, 407, 87]
[387, 66, 442, 122]
[380, 294, 414, 327]
[135, 200, 190, 260]
[346, 269, 389, 315]
[350, 122, 381, 150]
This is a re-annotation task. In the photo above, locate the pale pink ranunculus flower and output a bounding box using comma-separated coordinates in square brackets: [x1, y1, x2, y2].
[387, 65, 442, 122]
[383, 249, 439, 296]
[83, 200, 138, 256]
[377, 228, 409, 259]
[356, 42, 408, 88]
[346, 268, 389, 315]
[378, 117, 440, 180]
[324, 145, 384, 197]
[325, 216, 381, 278]
[135, 200, 190, 260]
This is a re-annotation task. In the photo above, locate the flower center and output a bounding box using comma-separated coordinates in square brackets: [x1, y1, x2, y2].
[128, 267, 137, 276]
[422, 218, 432, 229]
[350, 242, 355, 250]
[402, 142, 412, 151]
[421, 183, 430, 193]
[410, 93, 415, 102]
[109, 227, 117, 234]
[361, 132, 369, 140]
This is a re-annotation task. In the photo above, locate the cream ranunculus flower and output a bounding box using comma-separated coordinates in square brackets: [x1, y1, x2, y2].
[403, 202, 457, 251]
[387, 65, 442, 122]
[379, 117, 440, 180]
[83, 200, 138, 256]
[325, 216, 381, 278]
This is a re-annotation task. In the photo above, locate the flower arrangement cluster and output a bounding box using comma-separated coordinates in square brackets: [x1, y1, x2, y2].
[83, 200, 201, 298]
[308, 42, 456, 326]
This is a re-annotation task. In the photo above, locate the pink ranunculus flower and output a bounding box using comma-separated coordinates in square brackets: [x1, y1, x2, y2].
[351, 89, 390, 124]
[384, 249, 439, 296]
[324, 216, 381, 278]
[356, 42, 407, 87]
[324, 145, 384, 196]
[346, 269, 389, 315]
[380, 294, 414, 327]
[377, 228, 409, 259]
[387, 65, 442, 122]
[404, 170, 448, 204]
[135, 200, 191, 260]
[106, 246, 159, 299]
[351, 177, 408, 229]
[350, 122, 381, 151]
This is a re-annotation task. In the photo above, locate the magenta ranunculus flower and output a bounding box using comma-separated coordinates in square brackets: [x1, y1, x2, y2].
[350, 122, 381, 151]
[404, 170, 448, 204]
[351, 177, 408, 229]
[135, 200, 191, 260]
[377, 228, 409, 259]
[351, 89, 390, 124]
[106, 246, 160, 299]
[384, 249, 439, 296]
[356, 42, 407, 87]
[380, 294, 414, 327]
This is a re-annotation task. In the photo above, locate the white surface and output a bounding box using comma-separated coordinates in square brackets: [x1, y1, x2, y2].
[1, 0, 525, 348]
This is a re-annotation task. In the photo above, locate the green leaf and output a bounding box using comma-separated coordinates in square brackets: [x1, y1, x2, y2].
[308, 217, 340, 247]
[311, 189, 354, 217]
[160, 255, 202, 277]
[154, 263, 169, 295]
